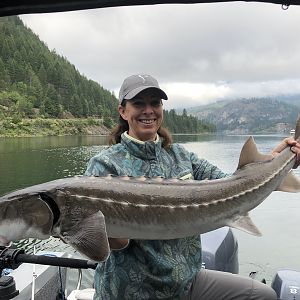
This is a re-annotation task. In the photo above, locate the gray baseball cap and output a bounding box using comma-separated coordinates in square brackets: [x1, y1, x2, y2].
[119, 74, 168, 104]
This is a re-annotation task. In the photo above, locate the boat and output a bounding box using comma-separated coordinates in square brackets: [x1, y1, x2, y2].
[0, 1, 299, 300]
[1, 228, 299, 300]
[1, 0, 300, 16]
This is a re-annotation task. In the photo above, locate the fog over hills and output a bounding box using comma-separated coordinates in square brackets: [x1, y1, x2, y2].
[185, 96, 300, 134]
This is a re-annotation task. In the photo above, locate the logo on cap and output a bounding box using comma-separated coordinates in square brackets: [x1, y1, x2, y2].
[138, 75, 149, 83]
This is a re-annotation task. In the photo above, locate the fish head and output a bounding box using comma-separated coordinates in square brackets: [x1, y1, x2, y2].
[0, 191, 54, 246]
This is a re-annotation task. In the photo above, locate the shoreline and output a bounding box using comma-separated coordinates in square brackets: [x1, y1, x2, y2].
[0, 118, 217, 138]
[0, 118, 111, 138]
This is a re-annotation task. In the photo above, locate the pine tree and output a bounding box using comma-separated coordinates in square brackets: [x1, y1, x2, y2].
[0, 16, 215, 134]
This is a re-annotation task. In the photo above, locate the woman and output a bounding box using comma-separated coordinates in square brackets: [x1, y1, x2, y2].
[85, 74, 300, 300]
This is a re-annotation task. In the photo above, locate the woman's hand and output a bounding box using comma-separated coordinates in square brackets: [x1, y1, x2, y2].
[271, 137, 300, 169]
[108, 238, 130, 250]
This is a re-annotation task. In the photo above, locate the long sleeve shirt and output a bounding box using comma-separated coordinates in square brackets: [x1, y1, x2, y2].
[85, 132, 226, 300]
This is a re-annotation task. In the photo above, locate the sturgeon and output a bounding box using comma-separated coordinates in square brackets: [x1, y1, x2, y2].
[0, 116, 300, 262]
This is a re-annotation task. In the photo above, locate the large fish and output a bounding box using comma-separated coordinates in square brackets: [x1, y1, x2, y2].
[0, 116, 300, 262]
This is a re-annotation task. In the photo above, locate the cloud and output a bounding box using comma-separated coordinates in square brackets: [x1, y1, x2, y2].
[160, 78, 300, 109]
[161, 82, 231, 109]
[20, 2, 300, 108]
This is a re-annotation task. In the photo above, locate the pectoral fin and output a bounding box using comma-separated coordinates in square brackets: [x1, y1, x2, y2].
[276, 171, 300, 193]
[61, 211, 110, 262]
[228, 214, 262, 236]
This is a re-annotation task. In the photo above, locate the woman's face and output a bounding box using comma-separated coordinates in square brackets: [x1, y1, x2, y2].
[118, 90, 163, 141]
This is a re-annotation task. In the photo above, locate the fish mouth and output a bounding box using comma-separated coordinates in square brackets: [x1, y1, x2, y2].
[0, 235, 12, 247]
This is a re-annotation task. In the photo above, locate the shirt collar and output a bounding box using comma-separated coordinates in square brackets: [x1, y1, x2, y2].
[121, 132, 162, 160]
[123, 132, 160, 144]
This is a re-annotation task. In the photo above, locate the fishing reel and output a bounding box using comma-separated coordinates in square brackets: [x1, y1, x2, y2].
[0, 246, 25, 271]
[0, 246, 22, 299]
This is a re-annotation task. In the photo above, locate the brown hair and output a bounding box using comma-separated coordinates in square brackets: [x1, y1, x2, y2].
[108, 106, 173, 149]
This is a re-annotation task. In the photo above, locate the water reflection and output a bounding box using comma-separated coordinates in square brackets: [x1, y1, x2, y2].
[0, 136, 109, 196]
[172, 133, 218, 143]
[1, 133, 297, 196]
[0, 135, 109, 153]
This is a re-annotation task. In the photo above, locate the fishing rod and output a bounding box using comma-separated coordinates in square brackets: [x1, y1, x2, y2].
[0, 246, 97, 299]
[0, 246, 98, 271]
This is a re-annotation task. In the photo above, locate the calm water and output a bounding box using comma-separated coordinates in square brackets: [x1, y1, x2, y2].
[0, 134, 299, 288]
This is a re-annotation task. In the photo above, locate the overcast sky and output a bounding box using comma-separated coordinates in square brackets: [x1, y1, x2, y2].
[20, 2, 300, 110]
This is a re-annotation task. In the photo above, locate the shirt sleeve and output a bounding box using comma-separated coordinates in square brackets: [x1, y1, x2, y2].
[84, 154, 118, 177]
[190, 151, 228, 180]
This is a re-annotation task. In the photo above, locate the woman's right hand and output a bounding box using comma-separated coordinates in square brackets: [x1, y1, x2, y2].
[108, 238, 130, 250]
[271, 137, 300, 169]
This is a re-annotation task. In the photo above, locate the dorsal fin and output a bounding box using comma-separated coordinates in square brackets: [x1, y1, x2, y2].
[237, 136, 273, 170]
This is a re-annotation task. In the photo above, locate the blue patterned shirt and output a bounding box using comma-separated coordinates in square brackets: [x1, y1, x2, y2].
[85, 132, 226, 300]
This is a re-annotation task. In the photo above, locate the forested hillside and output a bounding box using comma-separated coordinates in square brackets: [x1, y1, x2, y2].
[164, 109, 216, 133]
[0, 16, 119, 125]
[0, 16, 216, 136]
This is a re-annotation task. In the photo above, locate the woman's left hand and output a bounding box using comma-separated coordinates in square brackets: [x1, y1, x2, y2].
[272, 137, 300, 169]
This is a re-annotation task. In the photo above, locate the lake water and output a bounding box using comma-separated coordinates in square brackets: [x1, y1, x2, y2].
[0, 134, 299, 289]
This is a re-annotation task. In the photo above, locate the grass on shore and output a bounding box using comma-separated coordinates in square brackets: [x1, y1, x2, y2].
[0, 117, 110, 137]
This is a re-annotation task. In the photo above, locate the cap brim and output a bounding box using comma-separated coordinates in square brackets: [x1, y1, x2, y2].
[124, 86, 168, 101]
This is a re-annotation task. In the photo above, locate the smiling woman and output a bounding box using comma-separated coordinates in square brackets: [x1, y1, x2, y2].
[118, 75, 167, 142]
[82, 73, 290, 300]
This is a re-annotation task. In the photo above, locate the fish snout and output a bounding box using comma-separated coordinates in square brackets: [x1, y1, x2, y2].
[0, 235, 12, 247]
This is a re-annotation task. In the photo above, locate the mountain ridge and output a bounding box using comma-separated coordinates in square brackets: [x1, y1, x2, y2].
[186, 97, 300, 134]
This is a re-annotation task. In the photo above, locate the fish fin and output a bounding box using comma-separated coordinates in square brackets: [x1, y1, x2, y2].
[229, 214, 262, 236]
[276, 171, 300, 193]
[237, 137, 273, 169]
[61, 211, 110, 262]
